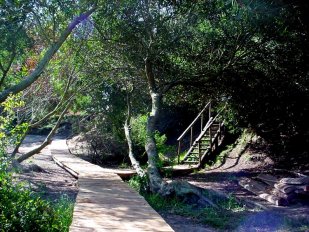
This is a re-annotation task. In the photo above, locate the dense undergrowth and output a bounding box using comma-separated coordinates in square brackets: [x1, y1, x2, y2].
[0, 95, 73, 231]
[0, 156, 73, 232]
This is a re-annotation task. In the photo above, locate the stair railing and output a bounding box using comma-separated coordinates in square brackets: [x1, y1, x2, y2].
[177, 102, 212, 164]
[178, 106, 225, 165]
[194, 108, 225, 159]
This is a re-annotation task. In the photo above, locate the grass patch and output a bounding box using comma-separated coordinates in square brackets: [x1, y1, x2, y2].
[144, 192, 245, 230]
[128, 176, 246, 230]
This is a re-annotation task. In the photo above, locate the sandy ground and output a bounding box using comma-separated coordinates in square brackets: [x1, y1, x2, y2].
[15, 135, 78, 202]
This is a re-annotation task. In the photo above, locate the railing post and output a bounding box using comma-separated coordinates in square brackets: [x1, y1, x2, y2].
[209, 102, 211, 121]
[198, 141, 201, 164]
[190, 127, 193, 147]
[201, 114, 203, 133]
[209, 126, 212, 150]
[177, 140, 181, 164]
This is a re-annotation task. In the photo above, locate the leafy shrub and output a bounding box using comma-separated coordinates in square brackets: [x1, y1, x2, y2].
[0, 157, 73, 231]
[131, 114, 175, 159]
[86, 131, 127, 165]
[0, 94, 73, 231]
[128, 174, 149, 193]
[0, 94, 29, 151]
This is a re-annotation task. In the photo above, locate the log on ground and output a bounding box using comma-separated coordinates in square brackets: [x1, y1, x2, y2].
[239, 177, 288, 206]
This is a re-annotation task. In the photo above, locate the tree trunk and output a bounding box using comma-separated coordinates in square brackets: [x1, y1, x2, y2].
[17, 99, 72, 163]
[124, 90, 145, 177]
[11, 129, 29, 159]
[144, 58, 167, 193]
[143, 58, 226, 207]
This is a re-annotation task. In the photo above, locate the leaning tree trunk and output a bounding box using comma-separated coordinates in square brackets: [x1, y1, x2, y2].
[17, 99, 73, 163]
[124, 90, 146, 177]
[143, 58, 224, 208]
[144, 58, 167, 193]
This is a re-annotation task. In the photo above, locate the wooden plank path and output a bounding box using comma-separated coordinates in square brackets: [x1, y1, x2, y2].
[50, 139, 174, 232]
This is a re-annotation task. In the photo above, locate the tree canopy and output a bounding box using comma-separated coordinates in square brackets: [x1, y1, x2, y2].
[0, 0, 308, 190]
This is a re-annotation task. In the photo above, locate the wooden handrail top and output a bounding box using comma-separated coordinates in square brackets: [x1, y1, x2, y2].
[196, 110, 223, 141]
[177, 102, 211, 141]
[195, 117, 214, 141]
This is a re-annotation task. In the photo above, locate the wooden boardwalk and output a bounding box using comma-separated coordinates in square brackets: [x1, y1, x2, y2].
[50, 139, 174, 232]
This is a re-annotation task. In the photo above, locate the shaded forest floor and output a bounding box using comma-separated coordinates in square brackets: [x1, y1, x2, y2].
[166, 139, 309, 231]
[14, 135, 309, 232]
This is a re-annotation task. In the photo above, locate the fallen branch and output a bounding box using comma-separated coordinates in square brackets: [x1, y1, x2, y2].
[239, 178, 287, 206]
[280, 177, 309, 185]
[52, 155, 78, 178]
[256, 173, 278, 186]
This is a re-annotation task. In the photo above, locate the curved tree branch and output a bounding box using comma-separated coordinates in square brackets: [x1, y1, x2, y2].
[124, 88, 146, 177]
[17, 98, 74, 163]
[0, 7, 96, 103]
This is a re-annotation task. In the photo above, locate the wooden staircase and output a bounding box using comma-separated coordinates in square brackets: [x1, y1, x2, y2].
[177, 102, 225, 167]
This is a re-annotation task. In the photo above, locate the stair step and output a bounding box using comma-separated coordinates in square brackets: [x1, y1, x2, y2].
[190, 152, 199, 155]
[192, 145, 210, 149]
[186, 154, 198, 158]
[192, 148, 209, 151]
[186, 157, 198, 160]
[186, 153, 199, 157]
[211, 125, 220, 127]
[183, 161, 199, 164]
[192, 147, 210, 151]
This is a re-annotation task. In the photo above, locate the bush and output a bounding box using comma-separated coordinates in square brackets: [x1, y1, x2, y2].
[0, 158, 73, 232]
[131, 114, 175, 159]
[0, 94, 73, 232]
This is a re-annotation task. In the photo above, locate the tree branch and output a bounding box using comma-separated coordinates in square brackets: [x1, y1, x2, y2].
[17, 98, 73, 163]
[0, 7, 96, 103]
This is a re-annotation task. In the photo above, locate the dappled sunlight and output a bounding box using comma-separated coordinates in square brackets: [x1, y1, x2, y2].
[51, 139, 173, 231]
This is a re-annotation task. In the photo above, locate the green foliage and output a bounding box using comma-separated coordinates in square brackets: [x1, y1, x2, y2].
[0, 94, 28, 151]
[127, 175, 149, 193]
[131, 114, 175, 157]
[143, 191, 245, 230]
[0, 142, 73, 232]
[216, 103, 241, 135]
[0, 169, 73, 232]
[0, 94, 73, 231]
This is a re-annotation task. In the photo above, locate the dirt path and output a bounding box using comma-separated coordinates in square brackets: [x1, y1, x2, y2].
[173, 142, 309, 231]
[15, 135, 78, 202]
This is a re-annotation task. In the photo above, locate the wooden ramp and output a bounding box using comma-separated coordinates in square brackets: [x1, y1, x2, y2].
[50, 139, 174, 232]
